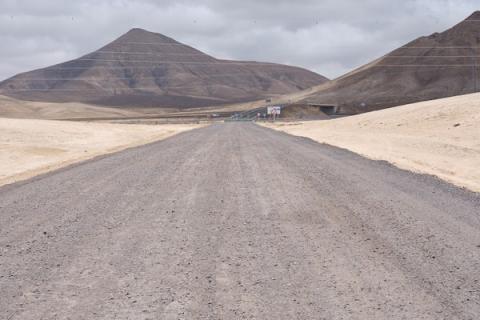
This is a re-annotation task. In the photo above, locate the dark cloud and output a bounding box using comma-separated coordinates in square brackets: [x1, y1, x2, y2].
[0, 0, 478, 80]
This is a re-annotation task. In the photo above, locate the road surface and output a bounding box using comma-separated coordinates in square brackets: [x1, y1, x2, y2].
[1, 123, 479, 319]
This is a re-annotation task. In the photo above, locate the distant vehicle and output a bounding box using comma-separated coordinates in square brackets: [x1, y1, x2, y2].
[265, 98, 272, 103]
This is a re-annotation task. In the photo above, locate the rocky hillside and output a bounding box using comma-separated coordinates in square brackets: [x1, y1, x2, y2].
[301, 11, 480, 114]
[0, 28, 328, 108]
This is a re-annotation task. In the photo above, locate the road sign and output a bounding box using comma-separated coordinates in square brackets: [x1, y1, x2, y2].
[267, 106, 281, 115]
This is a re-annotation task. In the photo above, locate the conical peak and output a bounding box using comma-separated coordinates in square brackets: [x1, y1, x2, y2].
[116, 28, 178, 44]
[465, 11, 480, 21]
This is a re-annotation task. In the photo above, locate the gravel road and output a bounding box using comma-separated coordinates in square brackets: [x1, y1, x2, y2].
[1, 122, 479, 319]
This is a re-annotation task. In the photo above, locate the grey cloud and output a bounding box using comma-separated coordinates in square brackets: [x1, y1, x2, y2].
[0, 0, 478, 80]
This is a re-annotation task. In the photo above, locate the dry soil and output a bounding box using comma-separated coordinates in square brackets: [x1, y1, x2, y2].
[264, 93, 480, 192]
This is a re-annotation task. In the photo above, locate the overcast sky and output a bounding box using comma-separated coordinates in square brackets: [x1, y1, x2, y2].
[0, 0, 478, 80]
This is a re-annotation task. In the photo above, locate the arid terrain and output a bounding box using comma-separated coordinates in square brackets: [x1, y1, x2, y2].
[1, 123, 479, 319]
[0, 117, 202, 186]
[1, 5, 479, 320]
[264, 93, 480, 192]
[0, 28, 327, 108]
[300, 11, 480, 114]
[0, 94, 146, 120]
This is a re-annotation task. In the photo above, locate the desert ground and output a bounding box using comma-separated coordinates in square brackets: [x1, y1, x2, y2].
[1, 123, 478, 319]
[2, 6, 480, 319]
[0, 117, 202, 186]
[0, 94, 148, 120]
[264, 93, 480, 192]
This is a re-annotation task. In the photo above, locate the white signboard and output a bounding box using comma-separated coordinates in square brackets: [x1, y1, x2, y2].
[267, 106, 281, 115]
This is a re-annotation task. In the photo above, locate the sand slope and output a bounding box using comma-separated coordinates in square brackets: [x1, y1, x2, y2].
[263, 93, 480, 192]
[0, 94, 145, 120]
[0, 118, 202, 186]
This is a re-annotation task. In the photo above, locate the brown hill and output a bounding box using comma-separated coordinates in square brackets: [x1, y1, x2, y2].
[0, 28, 328, 108]
[301, 11, 480, 114]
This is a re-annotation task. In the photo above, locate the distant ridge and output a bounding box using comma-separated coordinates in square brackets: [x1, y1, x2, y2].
[300, 11, 480, 114]
[0, 28, 328, 108]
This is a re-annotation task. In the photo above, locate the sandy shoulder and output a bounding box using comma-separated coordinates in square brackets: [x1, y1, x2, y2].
[262, 93, 480, 193]
[0, 118, 204, 186]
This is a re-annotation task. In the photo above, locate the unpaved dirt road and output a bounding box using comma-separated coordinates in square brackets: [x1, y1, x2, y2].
[1, 123, 479, 319]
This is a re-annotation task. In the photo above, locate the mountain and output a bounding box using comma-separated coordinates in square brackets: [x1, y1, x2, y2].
[300, 11, 480, 114]
[0, 28, 328, 108]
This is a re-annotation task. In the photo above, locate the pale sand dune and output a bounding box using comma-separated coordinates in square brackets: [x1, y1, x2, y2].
[0, 118, 203, 186]
[263, 93, 480, 192]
